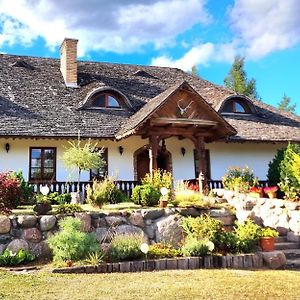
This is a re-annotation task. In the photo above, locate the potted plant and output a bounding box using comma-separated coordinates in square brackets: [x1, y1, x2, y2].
[259, 227, 279, 252]
[263, 186, 278, 199]
[33, 186, 52, 215]
[249, 186, 263, 198]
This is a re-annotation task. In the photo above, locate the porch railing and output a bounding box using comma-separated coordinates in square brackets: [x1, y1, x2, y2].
[29, 179, 270, 199]
[29, 180, 140, 198]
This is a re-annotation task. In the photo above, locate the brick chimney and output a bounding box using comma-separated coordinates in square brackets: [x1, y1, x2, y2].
[60, 38, 78, 87]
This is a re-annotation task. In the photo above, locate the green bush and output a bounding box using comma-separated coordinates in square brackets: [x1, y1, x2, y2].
[108, 234, 145, 262]
[0, 249, 35, 266]
[259, 227, 279, 238]
[234, 220, 261, 253]
[181, 215, 223, 243]
[55, 204, 84, 214]
[222, 166, 257, 193]
[48, 217, 100, 262]
[11, 171, 34, 204]
[131, 184, 161, 206]
[181, 237, 210, 257]
[267, 148, 285, 186]
[48, 192, 72, 205]
[148, 243, 182, 259]
[279, 143, 300, 198]
[86, 178, 126, 207]
[142, 169, 173, 200]
[214, 231, 239, 254]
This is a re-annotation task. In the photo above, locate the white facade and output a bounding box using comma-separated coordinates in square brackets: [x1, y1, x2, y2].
[0, 137, 285, 182]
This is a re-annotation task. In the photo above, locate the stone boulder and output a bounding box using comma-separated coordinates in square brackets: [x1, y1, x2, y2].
[155, 214, 183, 247]
[105, 216, 127, 227]
[141, 209, 164, 220]
[115, 225, 145, 238]
[74, 213, 92, 232]
[0, 215, 11, 234]
[0, 244, 6, 255]
[6, 239, 29, 253]
[40, 215, 57, 231]
[23, 228, 42, 243]
[30, 241, 52, 258]
[17, 215, 37, 228]
[261, 251, 286, 269]
[95, 227, 109, 243]
[128, 212, 145, 228]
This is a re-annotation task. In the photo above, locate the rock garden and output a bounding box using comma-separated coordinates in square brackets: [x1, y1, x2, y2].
[0, 142, 300, 273]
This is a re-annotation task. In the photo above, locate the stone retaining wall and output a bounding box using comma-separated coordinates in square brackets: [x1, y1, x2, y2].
[215, 189, 300, 242]
[0, 207, 235, 259]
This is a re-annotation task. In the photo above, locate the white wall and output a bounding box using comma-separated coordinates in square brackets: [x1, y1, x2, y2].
[207, 142, 286, 180]
[0, 137, 285, 181]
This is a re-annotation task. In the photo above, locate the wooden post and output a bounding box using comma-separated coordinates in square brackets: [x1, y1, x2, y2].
[192, 136, 207, 187]
[149, 135, 158, 176]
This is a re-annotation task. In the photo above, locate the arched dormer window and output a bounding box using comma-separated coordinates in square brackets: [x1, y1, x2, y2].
[219, 96, 256, 115]
[90, 92, 124, 108]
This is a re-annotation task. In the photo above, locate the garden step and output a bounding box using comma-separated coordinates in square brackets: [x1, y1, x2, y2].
[282, 249, 300, 259]
[275, 236, 288, 243]
[275, 242, 299, 250]
[285, 258, 300, 270]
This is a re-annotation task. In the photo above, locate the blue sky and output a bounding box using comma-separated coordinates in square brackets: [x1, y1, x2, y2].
[0, 0, 299, 114]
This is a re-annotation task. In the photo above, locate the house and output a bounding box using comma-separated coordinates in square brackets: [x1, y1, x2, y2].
[0, 38, 299, 191]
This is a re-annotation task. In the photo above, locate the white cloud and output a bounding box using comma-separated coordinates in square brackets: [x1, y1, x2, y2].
[151, 42, 237, 71]
[0, 0, 210, 55]
[229, 0, 300, 58]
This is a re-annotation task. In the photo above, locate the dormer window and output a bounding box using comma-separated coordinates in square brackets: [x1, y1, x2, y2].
[90, 92, 123, 108]
[220, 96, 256, 115]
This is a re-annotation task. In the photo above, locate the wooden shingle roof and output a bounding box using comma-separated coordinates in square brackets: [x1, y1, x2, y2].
[0, 53, 299, 142]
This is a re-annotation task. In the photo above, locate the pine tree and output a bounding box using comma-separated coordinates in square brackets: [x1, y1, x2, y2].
[224, 56, 260, 100]
[278, 94, 296, 113]
[191, 65, 199, 76]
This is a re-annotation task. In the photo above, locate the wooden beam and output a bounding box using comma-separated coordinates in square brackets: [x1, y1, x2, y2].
[150, 117, 218, 127]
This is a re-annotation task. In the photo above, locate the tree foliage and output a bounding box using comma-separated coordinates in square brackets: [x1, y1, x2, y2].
[267, 148, 285, 186]
[277, 94, 296, 113]
[191, 65, 199, 76]
[62, 137, 104, 192]
[224, 56, 259, 99]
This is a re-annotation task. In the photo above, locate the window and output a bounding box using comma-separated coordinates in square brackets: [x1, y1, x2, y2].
[221, 99, 252, 114]
[29, 147, 56, 181]
[90, 92, 123, 108]
[90, 148, 108, 180]
[194, 149, 211, 180]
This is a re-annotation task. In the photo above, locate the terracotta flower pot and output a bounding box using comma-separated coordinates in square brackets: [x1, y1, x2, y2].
[159, 200, 168, 208]
[260, 237, 275, 252]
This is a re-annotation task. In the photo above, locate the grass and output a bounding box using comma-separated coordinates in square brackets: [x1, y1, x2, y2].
[0, 268, 299, 300]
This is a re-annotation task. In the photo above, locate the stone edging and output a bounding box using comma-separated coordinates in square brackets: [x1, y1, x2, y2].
[52, 253, 267, 274]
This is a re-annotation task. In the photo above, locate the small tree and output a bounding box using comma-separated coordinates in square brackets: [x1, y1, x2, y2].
[62, 136, 104, 200]
[291, 152, 300, 185]
[267, 148, 285, 186]
[224, 56, 260, 99]
[277, 94, 296, 114]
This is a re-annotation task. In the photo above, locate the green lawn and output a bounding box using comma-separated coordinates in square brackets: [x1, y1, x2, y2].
[0, 268, 299, 300]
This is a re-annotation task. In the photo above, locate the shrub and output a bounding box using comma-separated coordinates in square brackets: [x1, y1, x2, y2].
[48, 217, 100, 262]
[0, 249, 35, 266]
[267, 148, 285, 186]
[56, 204, 84, 214]
[181, 237, 210, 257]
[279, 143, 300, 198]
[142, 169, 173, 199]
[181, 215, 223, 243]
[259, 227, 279, 238]
[131, 184, 161, 206]
[0, 171, 22, 209]
[148, 243, 182, 259]
[48, 192, 72, 205]
[234, 220, 261, 253]
[108, 234, 145, 262]
[84, 251, 105, 266]
[222, 166, 257, 193]
[86, 178, 126, 207]
[11, 171, 34, 204]
[214, 231, 239, 254]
